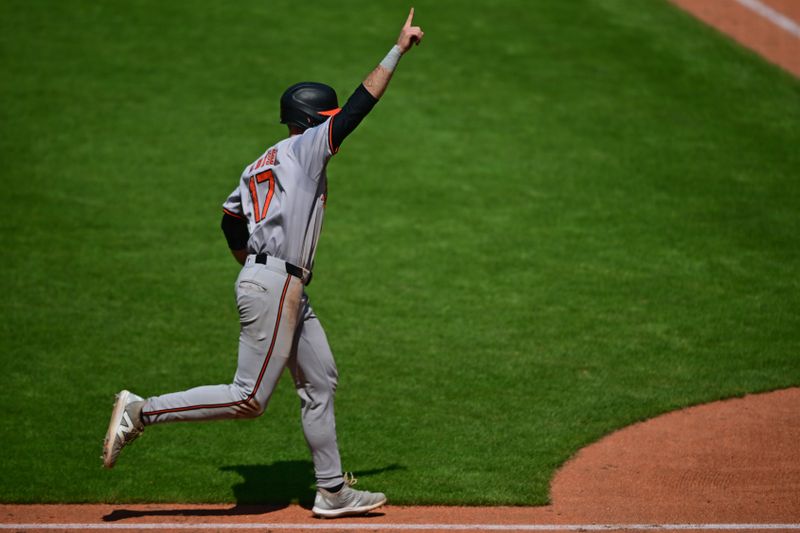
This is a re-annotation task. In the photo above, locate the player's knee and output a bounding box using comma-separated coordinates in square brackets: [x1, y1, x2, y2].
[315, 368, 338, 399]
[300, 383, 336, 412]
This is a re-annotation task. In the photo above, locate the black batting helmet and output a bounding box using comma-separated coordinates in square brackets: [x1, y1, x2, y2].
[280, 82, 340, 131]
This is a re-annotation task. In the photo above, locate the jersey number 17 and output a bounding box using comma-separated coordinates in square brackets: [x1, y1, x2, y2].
[248, 169, 275, 223]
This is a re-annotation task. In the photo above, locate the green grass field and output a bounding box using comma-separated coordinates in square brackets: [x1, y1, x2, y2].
[1, 0, 799, 506]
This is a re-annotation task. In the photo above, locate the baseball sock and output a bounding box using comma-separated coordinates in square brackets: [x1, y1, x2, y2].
[326, 482, 345, 493]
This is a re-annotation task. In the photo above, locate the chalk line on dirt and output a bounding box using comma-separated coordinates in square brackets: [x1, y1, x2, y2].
[1, 522, 799, 530]
[734, 0, 800, 38]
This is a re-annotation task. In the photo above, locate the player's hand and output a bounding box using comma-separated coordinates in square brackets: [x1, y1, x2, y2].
[396, 7, 424, 53]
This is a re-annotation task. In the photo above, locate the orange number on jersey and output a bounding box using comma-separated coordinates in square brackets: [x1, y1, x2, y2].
[248, 169, 275, 223]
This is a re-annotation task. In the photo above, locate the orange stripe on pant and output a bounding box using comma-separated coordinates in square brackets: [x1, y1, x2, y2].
[141, 274, 293, 418]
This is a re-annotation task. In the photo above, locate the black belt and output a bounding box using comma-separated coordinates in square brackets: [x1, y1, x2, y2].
[254, 253, 309, 283]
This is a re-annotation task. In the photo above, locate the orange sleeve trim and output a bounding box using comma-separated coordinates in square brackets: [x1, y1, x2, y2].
[223, 208, 245, 219]
[328, 116, 339, 155]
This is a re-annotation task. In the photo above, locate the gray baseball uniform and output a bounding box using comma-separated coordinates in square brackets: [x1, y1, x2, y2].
[141, 118, 345, 489]
[104, 11, 423, 514]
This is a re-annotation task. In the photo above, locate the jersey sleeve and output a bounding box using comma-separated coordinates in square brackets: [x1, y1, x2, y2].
[222, 185, 245, 219]
[291, 118, 335, 181]
[329, 83, 378, 151]
[221, 212, 249, 250]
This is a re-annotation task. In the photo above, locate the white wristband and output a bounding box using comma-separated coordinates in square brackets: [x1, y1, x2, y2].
[380, 45, 403, 71]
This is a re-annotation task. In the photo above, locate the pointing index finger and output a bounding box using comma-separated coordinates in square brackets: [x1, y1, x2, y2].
[404, 7, 414, 28]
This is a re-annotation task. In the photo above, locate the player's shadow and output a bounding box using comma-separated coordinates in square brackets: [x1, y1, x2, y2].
[102, 460, 405, 522]
[223, 461, 405, 507]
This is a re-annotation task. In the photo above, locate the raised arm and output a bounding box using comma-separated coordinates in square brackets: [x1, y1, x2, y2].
[329, 8, 424, 151]
[364, 8, 424, 99]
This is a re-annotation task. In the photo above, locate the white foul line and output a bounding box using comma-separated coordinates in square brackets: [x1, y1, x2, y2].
[733, 0, 800, 39]
[1, 523, 799, 531]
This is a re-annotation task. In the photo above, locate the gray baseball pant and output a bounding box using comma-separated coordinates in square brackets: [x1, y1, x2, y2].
[140, 256, 344, 489]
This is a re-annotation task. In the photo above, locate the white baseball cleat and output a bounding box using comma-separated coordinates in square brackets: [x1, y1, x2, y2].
[102, 390, 145, 469]
[312, 475, 387, 518]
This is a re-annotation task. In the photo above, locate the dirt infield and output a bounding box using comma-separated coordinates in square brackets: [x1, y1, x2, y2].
[2, 388, 798, 532]
[670, 0, 800, 77]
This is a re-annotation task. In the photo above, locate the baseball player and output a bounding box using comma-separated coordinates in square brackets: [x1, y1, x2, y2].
[102, 9, 424, 518]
